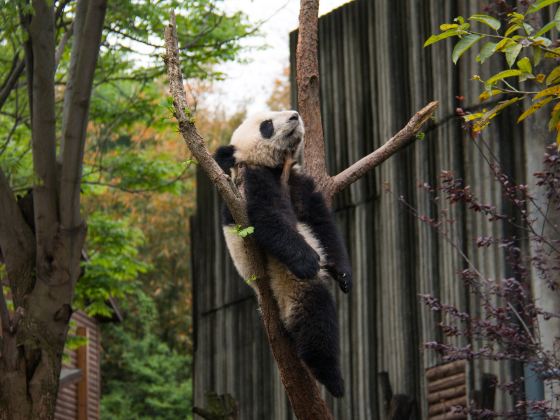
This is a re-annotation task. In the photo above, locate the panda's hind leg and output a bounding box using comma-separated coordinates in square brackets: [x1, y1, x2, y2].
[285, 282, 344, 398]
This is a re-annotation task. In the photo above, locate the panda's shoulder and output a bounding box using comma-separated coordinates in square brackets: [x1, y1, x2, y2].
[289, 165, 316, 194]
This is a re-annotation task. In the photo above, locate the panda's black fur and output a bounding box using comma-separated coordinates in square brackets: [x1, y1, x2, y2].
[214, 111, 352, 398]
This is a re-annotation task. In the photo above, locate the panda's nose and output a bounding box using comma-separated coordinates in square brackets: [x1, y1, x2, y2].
[289, 113, 299, 121]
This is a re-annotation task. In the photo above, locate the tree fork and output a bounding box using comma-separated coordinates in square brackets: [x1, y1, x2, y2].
[165, 0, 437, 417]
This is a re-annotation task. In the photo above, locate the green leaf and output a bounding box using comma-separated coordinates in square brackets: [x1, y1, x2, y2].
[469, 14, 501, 31]
[534, 46, 543, 66]
[547, 66, 560, 86]
[528, 0, 560, 14]
[424, 29, 459, 47]
[517, 96, 554, 122]
[534, 20, 558, 37]
[505, 23, 521, 37]
[486, 69, 523, 86]
[505, 43, 523, 67]
[523, 22, 535, 35]
[477, 41, 498, 63]
[517, 57, 532, 74]
[231, 225, 255, 238]
[440, 23, 459, 31]
[452, 34, 483, 64]
[555, 6, 560, 30]
[495, 37, 513, 51]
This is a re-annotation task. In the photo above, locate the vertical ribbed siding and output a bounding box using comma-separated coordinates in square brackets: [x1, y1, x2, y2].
[192, 0, 546, 418]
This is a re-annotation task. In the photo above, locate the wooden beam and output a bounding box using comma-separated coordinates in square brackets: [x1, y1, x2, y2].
[76, 326, 88, 420]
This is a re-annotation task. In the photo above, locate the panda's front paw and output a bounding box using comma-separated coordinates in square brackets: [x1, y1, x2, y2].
[291, 250, 320, 280]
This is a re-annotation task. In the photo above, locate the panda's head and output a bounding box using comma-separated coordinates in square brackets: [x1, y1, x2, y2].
[230, 110, 304, 167]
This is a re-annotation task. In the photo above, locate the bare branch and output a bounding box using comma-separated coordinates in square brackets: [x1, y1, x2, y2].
[0, 55, 25, 112]
[163, 13, 245, 222]
[164, 13, 333, 419]
[59, 0, 107, 232]
[330, 101, 439, 196]
[55, 22, 73, 72]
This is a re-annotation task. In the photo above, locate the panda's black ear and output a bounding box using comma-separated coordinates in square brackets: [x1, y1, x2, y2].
[214, 145, 236, 174]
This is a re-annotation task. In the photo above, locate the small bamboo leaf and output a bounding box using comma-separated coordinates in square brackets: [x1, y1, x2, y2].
[469, 14, 501, 31]
[452, 34, 483, 64]
[528, 0, 560, 14]
[505, 43, 523, 67]
[546, 66, 560, 85]
[556, 6, 560, 30]
[477, 41, 498, 63]
[424, 29, 460, 47]
[556, 128, 560, 149]
[517, 97, 554, 122]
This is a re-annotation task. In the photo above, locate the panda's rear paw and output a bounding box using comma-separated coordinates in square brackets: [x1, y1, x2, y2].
[325, 264, 353, 293]
[291, 250, 320, 280]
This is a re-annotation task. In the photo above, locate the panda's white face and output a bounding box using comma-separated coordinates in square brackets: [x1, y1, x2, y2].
[231, 110, 304, 167]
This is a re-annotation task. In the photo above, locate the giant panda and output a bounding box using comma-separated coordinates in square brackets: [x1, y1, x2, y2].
[214, 110, 352, 398]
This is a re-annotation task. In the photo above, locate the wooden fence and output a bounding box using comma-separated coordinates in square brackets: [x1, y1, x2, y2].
[191, 0, 553, 418]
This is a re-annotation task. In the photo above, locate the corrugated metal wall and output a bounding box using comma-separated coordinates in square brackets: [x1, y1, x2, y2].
[192, 0, 548, 418]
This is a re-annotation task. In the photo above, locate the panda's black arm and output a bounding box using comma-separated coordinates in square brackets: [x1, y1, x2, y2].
[290, 174, 353, 292]
[245, 166, 320, 280]
[214, 145, 236, 174]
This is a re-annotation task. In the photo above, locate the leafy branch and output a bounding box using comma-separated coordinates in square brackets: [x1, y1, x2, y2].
[425, 0, 560, 145]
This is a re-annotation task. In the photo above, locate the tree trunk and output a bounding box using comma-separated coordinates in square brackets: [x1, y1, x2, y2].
[0, 0, 106, 418]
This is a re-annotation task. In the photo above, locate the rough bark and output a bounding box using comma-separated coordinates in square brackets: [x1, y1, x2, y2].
[296, 0, 331, 192]
[0, 1, 107, 418]
[296, 0, 438, 204]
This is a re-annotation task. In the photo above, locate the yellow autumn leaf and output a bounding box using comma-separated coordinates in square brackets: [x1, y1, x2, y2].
[479, 89, 502, 101]
[534, 84, 560, 100]
[517, 97, 554, 123]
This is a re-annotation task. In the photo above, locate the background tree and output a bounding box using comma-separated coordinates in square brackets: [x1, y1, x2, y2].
[0, 1, 253, 418]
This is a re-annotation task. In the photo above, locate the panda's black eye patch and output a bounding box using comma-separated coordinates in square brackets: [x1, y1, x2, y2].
[259, 119, 274, 139]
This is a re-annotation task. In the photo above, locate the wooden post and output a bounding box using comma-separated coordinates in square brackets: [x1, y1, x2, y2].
[76, 326, 88, 420]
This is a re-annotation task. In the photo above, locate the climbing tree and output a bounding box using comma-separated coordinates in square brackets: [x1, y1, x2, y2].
[164, 0, 438, 418]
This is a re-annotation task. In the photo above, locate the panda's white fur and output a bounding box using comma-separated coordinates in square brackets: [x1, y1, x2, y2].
[214, 110, 350, 398]
[231, 110, 304, 167]
[223, 222, 327, 320]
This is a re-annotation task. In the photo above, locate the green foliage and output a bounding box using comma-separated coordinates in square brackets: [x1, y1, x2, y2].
[425, 1, 560, 145]
[75, 212, 150, 318]
[100, 290, 192, 420]
[231, 225, 254, 238]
